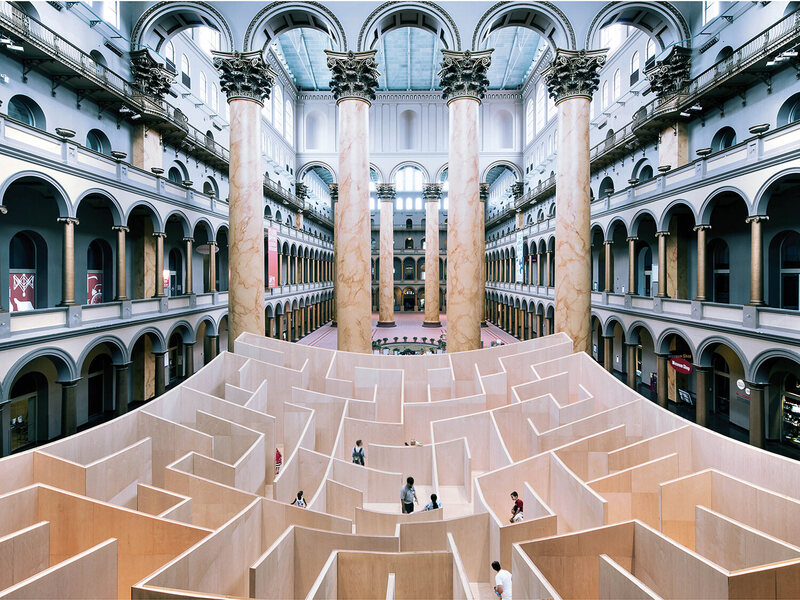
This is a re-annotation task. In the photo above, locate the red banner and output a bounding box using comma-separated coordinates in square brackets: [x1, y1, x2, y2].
[669, 357, 693, 375]
[87, 272, 103, 304]
[9, 272, 35, 312]
[267, 227, 278, 288]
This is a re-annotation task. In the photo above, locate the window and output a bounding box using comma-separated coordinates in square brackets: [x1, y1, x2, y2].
[703, 0, 721, 24]
[262, 89, 272, 123]
[405, 238, 414, 249]
[394, 166, 424, 210]
[181, 54, 191, 88]
[630, 51, 640, 85]
[711, 127, 737, 152]
[601, 81, 609, 109]
[194, 26, 220, 56]
[200, 72, 207, 104]
[613, 69, 621, 100]
[101, 0, 119, 29]
[778, 93, 800, 126]
[168, 167, 183, 184]
[525, 99, 534, 144]
[163, 41, 175, 68]
[86, 129, 110, 155]
[8, 95, 43, 129]
[210, 83, 218, 112]
[599, 24, 629, 55]
[638, 164, 653, 182]
[285, 100, 294, 146]
[646, 39, 656, 62]
[405, 197, 413, 210]
[273, 85, 283, 135]
[547, 88, 556, 121]
[535, 84, 546, 133]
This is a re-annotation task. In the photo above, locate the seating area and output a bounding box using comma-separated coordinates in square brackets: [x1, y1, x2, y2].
[0, 332, 797, 599]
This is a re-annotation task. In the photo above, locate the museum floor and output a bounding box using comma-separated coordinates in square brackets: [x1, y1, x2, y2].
[298, 312, 519, 350]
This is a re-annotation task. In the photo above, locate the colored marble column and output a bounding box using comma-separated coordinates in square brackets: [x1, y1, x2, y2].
[60, 379, 79, 436]
[439, 49, 492, 353]
[183, 237, 193, 295]
[214, 50, 276, 350]
[543, 49, 606, 354]
[603, 242, 612, 293]
[58, 217, 79, 306]
[747, 216, 767, 306]
[656, 231, 669, 297]
[330, 183, 338, 327]
[326, 50, 380, 353]
[626, 344, 637, 389]
[114, 362, 130, 416]
[208, 242, 217, 293]
[184, 342, 194, 378]
[656, 353, 668, 408]
[603, 336, 614, 373]
[747, 382, 765, 448]
[153, 232, 165, 298]
[377, 183, 396, 327]
[423, 183, 443, 327]
[695, 365, 710, 427]
[113, 226, 128, 300]
[694, 225, 710, 301]
[479, 183, 489, 327]
[627, 237, 637, 295]
[207, 335, 218, 361]
[153, 351, 166, 397]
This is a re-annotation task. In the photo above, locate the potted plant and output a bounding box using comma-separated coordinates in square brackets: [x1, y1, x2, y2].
[422, 337, 428, 343]
[402, 336, 408, 342]
[393, 337, 399, 343]
[413, 336, 418, 342]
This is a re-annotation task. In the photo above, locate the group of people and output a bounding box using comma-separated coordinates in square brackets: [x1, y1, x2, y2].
[400, 476, 442, 514]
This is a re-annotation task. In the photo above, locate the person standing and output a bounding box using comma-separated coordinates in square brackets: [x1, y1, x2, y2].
[510, 491, 524, 523]
[352, 439, 365, 465]
[492, 561, 512, 599]
[400, 476, 418, 513]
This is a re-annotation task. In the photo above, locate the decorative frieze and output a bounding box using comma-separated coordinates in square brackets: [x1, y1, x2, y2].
[439, 49, 493, 103]
[212, 50, 276, 105]
[543, 49, 606, 104]
[325, 50, 380, 104]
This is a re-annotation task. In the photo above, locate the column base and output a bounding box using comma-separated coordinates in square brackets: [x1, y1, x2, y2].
[114, 296, 130, 302]
[748, 301, 765, 306]
[57, 301, 77, 307]
[376, 321, 396, 327]
[480, 321, 488, 327]
[422, 320, 442, 328]
[331, 321, 337, 328]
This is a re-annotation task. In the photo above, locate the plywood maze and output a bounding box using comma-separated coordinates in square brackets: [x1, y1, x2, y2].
[0, 332, 799, 599]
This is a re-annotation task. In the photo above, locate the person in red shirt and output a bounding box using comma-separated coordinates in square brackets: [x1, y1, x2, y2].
[275, 448, 282, 475]
[510, 491, 524, 523]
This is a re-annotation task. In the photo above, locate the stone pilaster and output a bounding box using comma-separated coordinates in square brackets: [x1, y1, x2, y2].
[326, 50, 380, 353]
[440, 49, 492, 352]
[543, 49, 605, 354]
[213, 50, 276, 350]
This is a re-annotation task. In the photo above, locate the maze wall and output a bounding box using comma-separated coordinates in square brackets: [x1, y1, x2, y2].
[0, 332, 798, 599]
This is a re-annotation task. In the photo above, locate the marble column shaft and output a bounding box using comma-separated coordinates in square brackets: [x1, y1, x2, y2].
[695, 226, 709, 301]
[377, 185, 395, 327]
[208, 242, 217, 293]
[154, 352, 165, 397]
[114, 363, 129, 416]
[446, 97, 482, 352]
[604, 242, 612, 293]
[184, 237, 193, 294]
[335, 99, 372, 352]
[58, 217, 78, 306]
[424, 184, 442, 327]
[627, 237, 636, 295]
[657, 232, 669, 298]
[748, 216, 767, 305]
[153, 232, 165, 298]
[626, 344, 637, 389]
[479, 183, 488, 326]
[114, 226, 128, 300]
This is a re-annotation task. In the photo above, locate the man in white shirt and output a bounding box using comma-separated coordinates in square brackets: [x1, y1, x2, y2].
[492, 561, 512, 599]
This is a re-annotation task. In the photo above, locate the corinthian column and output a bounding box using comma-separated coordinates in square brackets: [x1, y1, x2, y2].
[543, 49, 606, 354]
[326, 50, 380, 353]
[377, 183, 396, 327]
[439, 49, 492, 352]
[330, 183, 339, 326]
[423, 183, 442, 327]
[213, 51, 276, 350]
[479, 183, 489, 326]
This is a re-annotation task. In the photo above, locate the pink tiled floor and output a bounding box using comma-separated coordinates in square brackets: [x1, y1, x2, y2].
[298, 312, 519, 350]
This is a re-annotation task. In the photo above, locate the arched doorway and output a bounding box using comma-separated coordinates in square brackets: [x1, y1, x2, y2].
[402, 288, 416, 311]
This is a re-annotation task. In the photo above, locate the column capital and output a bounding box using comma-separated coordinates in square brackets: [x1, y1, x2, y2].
[655, 231, 670, 238]
[626, 236, 638, 243]
[423, 183, 442, 202]
[543, 48, 606, 104]
[183, 237, 194, 243]
[746, 215, 769, 224]
[212, 50, 276, 105]
[329, 183, 339, 203]
[112, 225, 129, 233]
[152, 231, 166, 239]
[693, 224, 711, 232]
[439, 49, 492, 103]
[57, 217, 79, 226]
[207, 240, 218, 248]
[130, 48, 175, 100]
[325, 50, 380, 105]
[0, 205, 7, 215]
[113, 361, 132, 370]
[511, 181, 525, 200]
[294, 182, 309, 202]
[644, 45, 692, 98]
[376, 183, 396, 201]
[603, 240, 612, 246]
[479, 182, 490, 202]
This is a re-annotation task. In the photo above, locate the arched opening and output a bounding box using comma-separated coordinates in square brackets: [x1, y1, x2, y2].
[86, 239, 112, 304]
[167, 331, 186, 386]
[8, 95, 46, 129]
[777, 93, 800, 127]
[9, 231, 47, 311]
[85, 354, 113, 424]
[402, 287, 416, 311]
[708, 239, 730, 304]
[705, 191, 749, 305]
[711, 126, 737, 152]
[405, 237, 413, 250]
[598, 176, 614, 198]
[167, 248, 183, 297]
[8, 371, 47, 453]
[403, 257, 415, 281]
[637, 246, 653, 297]
[86, 129, 111, 155]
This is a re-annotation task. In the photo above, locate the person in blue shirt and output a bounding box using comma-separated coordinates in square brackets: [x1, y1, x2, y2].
[424, 493, 442, 511]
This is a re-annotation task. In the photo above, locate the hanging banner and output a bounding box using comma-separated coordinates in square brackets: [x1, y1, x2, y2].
[515, 232, 525, 283]
[267, 226, 278, 288]
[9, 272, 35, 312]
[87, 272, 103, 304]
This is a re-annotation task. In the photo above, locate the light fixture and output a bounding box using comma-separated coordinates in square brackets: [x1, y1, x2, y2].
[118, 106, 132, 114]
[690, 104, 702, 111]
[679, 111, 691, 118]
[0, 37, 11, 44]
[6, 44, 23, 52]
[130, 113, 141, 120]
[766, 60, 777, 67]
[782, 50, 798, 58]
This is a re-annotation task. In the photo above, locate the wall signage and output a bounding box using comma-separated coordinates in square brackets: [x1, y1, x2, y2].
[669, 356, 693, 374]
